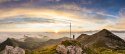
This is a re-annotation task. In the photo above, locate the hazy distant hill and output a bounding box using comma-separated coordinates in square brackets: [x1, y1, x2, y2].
[17, 36, 50, 49]
[36, 37, 70, 49]
[0, 36, 49, 51]
[0, 36, 70, 52]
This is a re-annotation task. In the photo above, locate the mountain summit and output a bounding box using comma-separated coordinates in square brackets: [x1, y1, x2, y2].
[95, 29, 112, 34]
[77, 29, 125, 50]
[0, 38, 18, 51]
[93, 29, 114, 37]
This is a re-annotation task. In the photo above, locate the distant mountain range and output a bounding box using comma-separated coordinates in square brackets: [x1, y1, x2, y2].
[1, 29, 125, 54]
[0, 36, 70, 51]
[32, 29, 125, 54]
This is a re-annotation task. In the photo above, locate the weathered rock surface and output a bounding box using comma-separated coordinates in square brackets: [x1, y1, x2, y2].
[56, 45, 82, 54]
[1, 45, 25, 54]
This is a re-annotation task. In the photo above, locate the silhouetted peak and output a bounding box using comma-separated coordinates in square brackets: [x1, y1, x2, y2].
[6, 38, 16, 43]
[101, 29, 110, 32]
[0, 38, 18, 51]
[6, 38, 12, 41]
[4, 38, 17, 46]
[95, 29, 113, 35]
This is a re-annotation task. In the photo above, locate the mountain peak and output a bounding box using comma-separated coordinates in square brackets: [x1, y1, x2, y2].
[99, 29, 111, 33]
[77, 29, 125, 49]
[101, 29, 110, 32]
[6, 38, 12, 41]
[0, 38, 18, 51]
[94, 29, 113, 36]
[101, 29, 108, 31]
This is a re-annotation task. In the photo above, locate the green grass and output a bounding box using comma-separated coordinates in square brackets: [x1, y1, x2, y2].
[61, 40, 81, 47]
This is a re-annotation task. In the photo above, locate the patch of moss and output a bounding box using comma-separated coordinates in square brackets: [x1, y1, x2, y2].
[61, 40, 81, 47]
[84, 47, 125, 54]
[28, 45, 58, 54]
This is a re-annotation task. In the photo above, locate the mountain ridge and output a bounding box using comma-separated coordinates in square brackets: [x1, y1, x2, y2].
[0, 37, 70, 51]
[0, 38, 18, 51]
[77, 29, 125, 50]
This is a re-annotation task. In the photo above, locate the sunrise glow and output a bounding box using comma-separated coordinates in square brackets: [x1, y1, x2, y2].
[0, 0, 125, 32]
[54, 30, 59, 33]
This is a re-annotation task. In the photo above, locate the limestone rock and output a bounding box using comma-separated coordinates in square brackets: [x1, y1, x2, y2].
[56, 45, 83, 54]
[1, 45, 25, 54]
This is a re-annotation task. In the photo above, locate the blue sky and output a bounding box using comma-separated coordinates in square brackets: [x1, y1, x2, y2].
[0, 0, 125, 32]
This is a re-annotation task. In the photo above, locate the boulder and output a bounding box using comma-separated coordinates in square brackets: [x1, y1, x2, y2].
[56, 45, 68, 54]
[1, 45, 25, 54]
[56, 45, 82, 54]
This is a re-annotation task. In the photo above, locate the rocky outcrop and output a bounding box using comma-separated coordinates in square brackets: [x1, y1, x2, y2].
[56, 45, 83, 54]
[1, 45, 25, 54]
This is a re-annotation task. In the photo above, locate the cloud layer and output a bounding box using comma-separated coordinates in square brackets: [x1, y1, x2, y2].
[0, 0, 125, 32]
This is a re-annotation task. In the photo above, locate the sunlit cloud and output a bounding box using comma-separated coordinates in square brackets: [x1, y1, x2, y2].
[0, 7, 121, 32]
[0, 0, 125, 32]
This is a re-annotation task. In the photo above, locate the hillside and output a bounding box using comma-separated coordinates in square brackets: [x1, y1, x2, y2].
[0, 38, 18, 51]
[15, 29, 125, 54]
[26, 37, 70, 54]
[0, 37, 70, 51]
[77, 29, 125, 54]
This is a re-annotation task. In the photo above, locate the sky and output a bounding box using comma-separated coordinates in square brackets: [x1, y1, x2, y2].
[0, 0, 125, 32]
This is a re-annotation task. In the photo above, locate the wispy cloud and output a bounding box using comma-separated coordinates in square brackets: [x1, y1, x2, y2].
[0, 0, 125, 32]
[0, 17, 55, 24]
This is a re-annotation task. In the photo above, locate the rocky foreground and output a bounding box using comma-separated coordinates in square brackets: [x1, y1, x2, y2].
[0, 45, 25, 54]
[56, 45, 82, 54]
[55, 40, 83, 54]
[1, 29, 125, 54]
